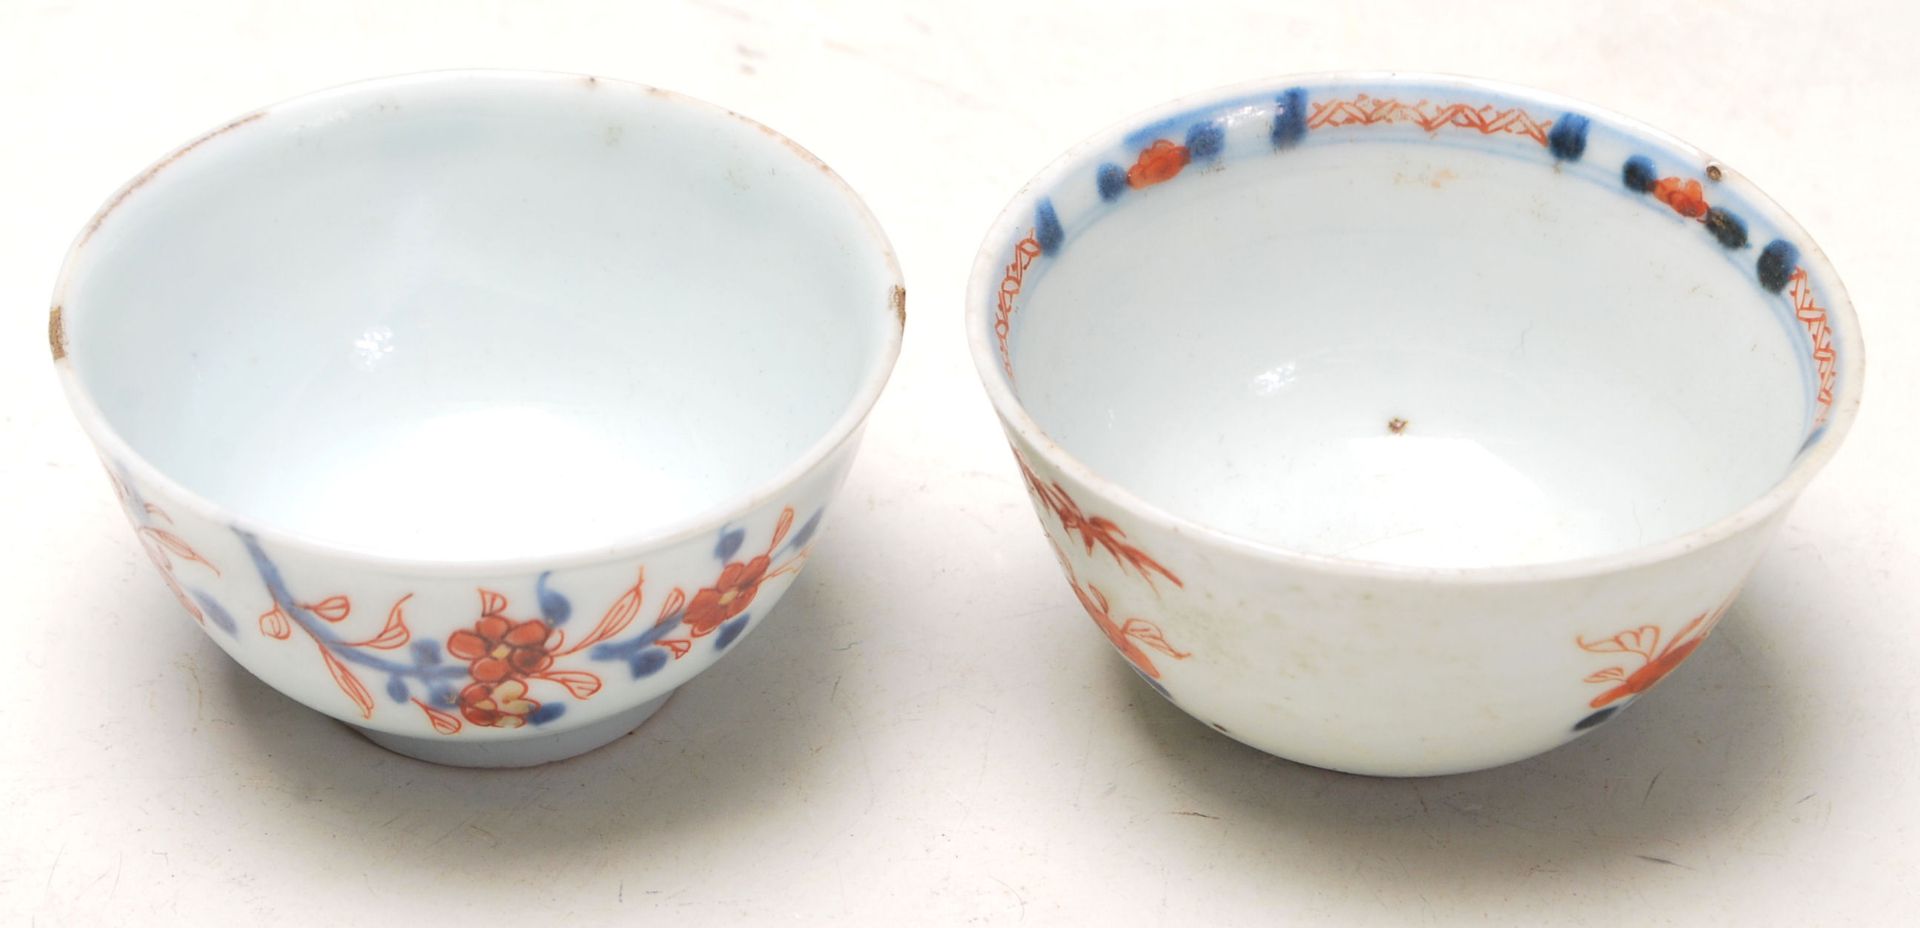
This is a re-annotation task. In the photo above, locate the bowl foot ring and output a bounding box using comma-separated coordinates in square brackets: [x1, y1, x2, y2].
[353, 691, 674, 767]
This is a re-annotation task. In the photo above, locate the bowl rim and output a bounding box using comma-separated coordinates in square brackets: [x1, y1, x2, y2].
[964, 70, 1865, 584]
[50, 69, 905, 576]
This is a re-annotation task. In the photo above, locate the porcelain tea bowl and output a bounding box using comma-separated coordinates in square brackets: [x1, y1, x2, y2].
[51, 71, 903, 767]
[968, 74, 1860, 776]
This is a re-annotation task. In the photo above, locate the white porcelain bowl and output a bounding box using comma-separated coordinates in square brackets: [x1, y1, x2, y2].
[52, 71, 902, 766]
[968, 74, 1861, 775]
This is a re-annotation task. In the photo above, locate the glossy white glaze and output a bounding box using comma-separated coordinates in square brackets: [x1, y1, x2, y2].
[968, 74, 1862, 775]
[1019, 143, 1803, 568]
[53, 72, 902, 766]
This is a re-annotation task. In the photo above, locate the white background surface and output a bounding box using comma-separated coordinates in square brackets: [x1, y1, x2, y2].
[2, 1, 1915, 924]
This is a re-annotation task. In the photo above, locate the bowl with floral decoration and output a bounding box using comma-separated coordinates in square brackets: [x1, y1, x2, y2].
[967, 73, 1860, 775]
[51, 71, 903, 767]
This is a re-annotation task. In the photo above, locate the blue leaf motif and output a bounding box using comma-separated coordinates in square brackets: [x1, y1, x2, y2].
[430, 687, 457, 709]
[786, 511, 823, 552]
[385, 676, 409, 703]
[536, 571, 572, 625]
[716, 614, 750, 651]
[410, 640, 442, 666]
[192, 591, 237, 636]
[715, 527, 746, 562]
[528, 703, 566, 726]
[629, 648, 668, 678]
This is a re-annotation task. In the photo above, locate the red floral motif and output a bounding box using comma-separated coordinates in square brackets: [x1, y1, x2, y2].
[106, 469, 221, 626]
[1015, 451, 1181, 592]
[1072, 579, 1189, 679]
[428, 580, 642, 730]
[1053, 545, 1188, 679]
[1578, 597, 1735, 708]
[456, 678, 540, 728]
[448, 613, 558, 683]
[1127, 139, 1191, 188]
[654, 508, 808, 656]
[210, 505, 809, 736]
[684, 557, 770, 636]
[1651, 177, 1710, 218]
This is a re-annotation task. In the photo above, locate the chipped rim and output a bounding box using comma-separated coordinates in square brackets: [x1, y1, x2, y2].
[965, 71, 1865, 585]
[50, 69, 904, 576]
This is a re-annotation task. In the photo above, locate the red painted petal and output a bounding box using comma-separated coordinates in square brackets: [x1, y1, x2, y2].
[1589, 684, 1633, 709]
[505, 620, 552, 647]
[684, 590, 722, 633]
[471, 658, 512, 683]
[475, 615, 512, 642]
[730, 586, 759, 617]
[509, 649, 552, 675]
[446, 630, 487, 660]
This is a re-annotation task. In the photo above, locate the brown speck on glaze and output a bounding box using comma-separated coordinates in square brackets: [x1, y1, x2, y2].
[1706, 162, 1724, 182]
[80, 110, 267, 247]
[1388, 417, 1408, 434]
[48, 306, 66, 361]
[582, 75, 600, 88]
[890, 286, 906, 328]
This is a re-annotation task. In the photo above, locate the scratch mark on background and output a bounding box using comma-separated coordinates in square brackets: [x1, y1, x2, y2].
[1635, 854, 1692, 869]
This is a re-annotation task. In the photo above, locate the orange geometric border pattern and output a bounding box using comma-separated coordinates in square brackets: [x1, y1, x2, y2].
[1788, 268, 1838, 425]
[994, 230, 1043, 380]
[1307, 95, 1553, 145]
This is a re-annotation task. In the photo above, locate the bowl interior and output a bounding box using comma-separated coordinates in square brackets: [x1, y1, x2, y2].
[61, 74, 897, 562]
[1000, 83, 1839, 569]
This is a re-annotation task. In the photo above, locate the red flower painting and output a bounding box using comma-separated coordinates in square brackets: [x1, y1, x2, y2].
[1651, 177, 1709, 219]
[448, 614, 558, 683]
[1127, 139, 1191, 188]
[456, 678, 540, 728]
[1578, 597, 1735, 709]
[684, 556, 771, 636]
